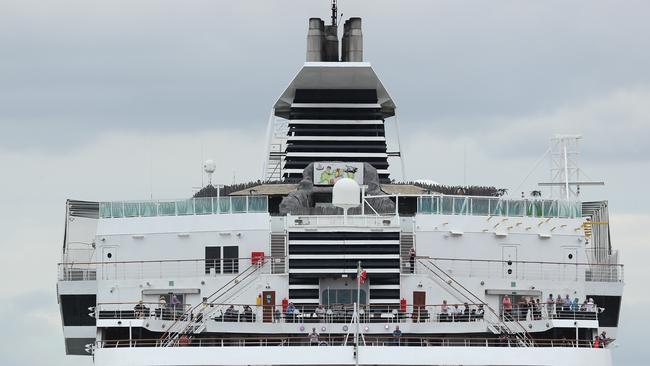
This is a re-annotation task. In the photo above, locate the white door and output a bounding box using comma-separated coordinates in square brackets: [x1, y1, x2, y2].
[502, 246, 517, 278]
[562, 248, 578, 281]
[101, 247, 117, 280]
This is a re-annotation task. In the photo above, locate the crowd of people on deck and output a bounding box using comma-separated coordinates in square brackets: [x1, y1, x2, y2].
[501, 293, 602, 321]
[438, 300, 485, 322]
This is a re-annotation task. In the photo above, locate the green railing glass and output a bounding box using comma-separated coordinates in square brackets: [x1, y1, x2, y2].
[417, 196, 581, 218]
[99, 196, 268, 219]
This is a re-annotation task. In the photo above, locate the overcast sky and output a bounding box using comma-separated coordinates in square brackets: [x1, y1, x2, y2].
[0, 1, 648, 365]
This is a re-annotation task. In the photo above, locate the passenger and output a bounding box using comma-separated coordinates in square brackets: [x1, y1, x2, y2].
[580, 300, 588, 312]
[158, 296, 167, 319]
[462, 303, 470, 321]
[571, 298, 580, 312]
[315, 304, 326, 319]
[224, 305, 237, 321]
[452, 304, 461, 321]
[178, 334, 190, 347]
[475, 304, 485, 320]
[392, 326, 402, 345]
[243, 305, 253, 322]
[586, 298, 595, 312]
[555, 294, 563, 308]
[409, 247, 416, 274]
[516, 297, 527, 321]
[593, 336, 600, 348]
[502, 295, 513, 320]
[308, 327, 319, 346]
[563, 294, 572, 311]
[440, 300, 449, 322]
[285, 302, 297, 322]
[171, 294, 182, 311]
[533, 299, 542, 320]
[134, 300, 147, 319]
[598, 331, 608, 347]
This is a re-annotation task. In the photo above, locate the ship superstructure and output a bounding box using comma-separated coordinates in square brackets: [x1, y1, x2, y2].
[57, 4, 624, 366]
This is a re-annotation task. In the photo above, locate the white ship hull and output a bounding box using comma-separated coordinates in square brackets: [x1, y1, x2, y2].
[95, 346, 612, 366]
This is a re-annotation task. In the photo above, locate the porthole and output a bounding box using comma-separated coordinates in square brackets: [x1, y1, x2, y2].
[107, 253, 113, 259]
[507, 269, 513, 275]
[507, 260, 513, 266]
[568, 254, 574, 260]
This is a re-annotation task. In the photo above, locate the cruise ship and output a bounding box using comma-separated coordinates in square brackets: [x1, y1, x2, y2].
[56, 3, 624, 365]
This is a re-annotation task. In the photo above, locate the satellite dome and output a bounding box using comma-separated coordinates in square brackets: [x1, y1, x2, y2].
[203, 160, 216, 174]
[332, 178, 361, 210]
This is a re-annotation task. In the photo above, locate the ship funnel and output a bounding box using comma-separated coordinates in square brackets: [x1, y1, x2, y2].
[342, 17, 363, 62]
[306, 15, 362, 62]
[306, 18, 325, 62]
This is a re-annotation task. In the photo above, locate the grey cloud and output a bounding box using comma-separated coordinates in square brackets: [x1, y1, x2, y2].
[2, 0, 650, 152]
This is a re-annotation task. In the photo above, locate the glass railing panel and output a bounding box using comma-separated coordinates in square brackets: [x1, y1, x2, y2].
[231, 197, 246, 213]
[124, 202, 139, 217]
[139, 201, 157, 217]
[526, 200, 543, 217]
[218, 197, 231, 214]
[247, 196, 268, 212]
[540, 200, 555, 217]
[111, 202, 124, 218]
[194, 198, 213, 215]
[418, 197, 432, 214]
[454, 197, 469, 215]
[472, 198, 490, 216]
[441, 196, 454, 215]
[507, 200, 524, 216]
[100, 202, 112, 218]
[176, 200, 194, 215]
[490, 199, 505, 216]
[158, 201, 176, 216]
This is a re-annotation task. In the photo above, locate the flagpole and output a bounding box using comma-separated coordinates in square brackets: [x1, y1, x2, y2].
[355, 260, 361, 366]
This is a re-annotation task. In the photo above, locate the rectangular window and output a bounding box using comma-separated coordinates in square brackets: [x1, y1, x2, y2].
[223, 246, 239, 274]
[61, 294, 96, 326]
[205, 246, 221, 274]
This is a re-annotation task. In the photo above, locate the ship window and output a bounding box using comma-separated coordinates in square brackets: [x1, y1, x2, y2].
[159, 293, 185, 307]
[223, 246, 239, 274]
[61, 294, 96, 326]
[205, 246, 221, 274]
[321, 289, 367, 305]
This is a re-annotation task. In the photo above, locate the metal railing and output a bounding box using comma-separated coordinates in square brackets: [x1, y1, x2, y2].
[99, 196, 268, 219]
[417, 195, 582, 219]
[95, 336, 602, 349]
[405, 256, 624, 283]
[58, 256, 277, 281]
[96, 302, 193, 321]
[500, 304, 598, 322]
[98, 301, 596, 328]
[287, 214, 399, 228]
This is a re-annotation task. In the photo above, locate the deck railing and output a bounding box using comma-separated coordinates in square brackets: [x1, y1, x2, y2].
[95, 335, 602, 349]
[405, 256, 624, 283]
[58, 256, 276, 281]
[95, 302, 597, 325]
[99, 196, 268, 219]
[417, 195, 582, 219]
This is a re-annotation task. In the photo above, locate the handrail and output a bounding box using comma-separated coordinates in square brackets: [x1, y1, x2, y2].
[404, 256, 623, 283]
[58, 256, 278, 281]
[416, 195, 582, 219]
[99, 196, 268, 219]
[158, 259, 271, 346]
[95, 336, 604, 349]
[417, 258, 534, 347]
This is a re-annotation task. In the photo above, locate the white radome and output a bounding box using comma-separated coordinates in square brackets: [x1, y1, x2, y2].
[203, 159, 216, 174]
[332, 178, 361, 210]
